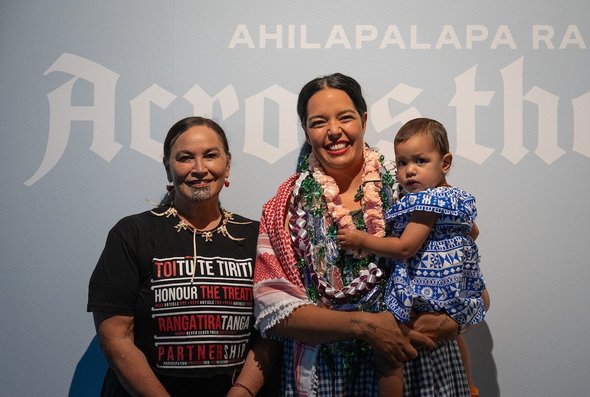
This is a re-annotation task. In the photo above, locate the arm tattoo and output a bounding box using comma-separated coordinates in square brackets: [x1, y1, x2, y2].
[351, 317, 377, 334]
[435, 316, 449, 332]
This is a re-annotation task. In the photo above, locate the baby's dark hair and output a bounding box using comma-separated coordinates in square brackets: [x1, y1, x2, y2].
[395, 118, 449, 155]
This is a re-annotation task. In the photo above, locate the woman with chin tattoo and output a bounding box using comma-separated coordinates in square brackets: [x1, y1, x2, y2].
[88, 117, 278, 397]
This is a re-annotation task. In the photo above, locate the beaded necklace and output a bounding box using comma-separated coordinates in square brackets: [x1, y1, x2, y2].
[151, 205, 248, 283]
[289, 146, 398, 307]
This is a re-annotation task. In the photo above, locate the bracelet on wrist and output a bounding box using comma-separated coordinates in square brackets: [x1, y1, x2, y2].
[232, 381, 254, 397]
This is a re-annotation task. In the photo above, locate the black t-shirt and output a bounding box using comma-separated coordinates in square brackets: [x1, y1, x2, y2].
[88, 207, 259, 383]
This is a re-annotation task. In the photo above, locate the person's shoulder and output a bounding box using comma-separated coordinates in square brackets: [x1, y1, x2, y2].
[227, 212, 259, 228]
[277, 173, 300, 193]
[393, 187, 454, 213]
[422, 186, 477, 218]
[450, 186, 476, 200]
[263, 173, 299, 206]
[438, 186, 476, 208]
[404, 186, 471, 200]
[447, 187, 477, 218]
[225, 211, 260, 243]
[111, 207, 169, 231]
[112, 209, 146, 225]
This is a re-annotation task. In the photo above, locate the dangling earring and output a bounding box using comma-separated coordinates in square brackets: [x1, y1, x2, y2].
[224, 178, 230, 188]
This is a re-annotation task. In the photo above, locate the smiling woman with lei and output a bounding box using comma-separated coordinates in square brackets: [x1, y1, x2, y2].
[254, 73, 471, 397]
[254, 73, 432, 397]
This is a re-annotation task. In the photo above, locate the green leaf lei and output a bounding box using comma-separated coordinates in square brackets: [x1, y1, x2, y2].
[294, 149, 397, 308]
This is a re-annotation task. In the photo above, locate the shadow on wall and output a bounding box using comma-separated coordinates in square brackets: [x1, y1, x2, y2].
[69, 336, 107, 397]
[465, 321, 499, 396]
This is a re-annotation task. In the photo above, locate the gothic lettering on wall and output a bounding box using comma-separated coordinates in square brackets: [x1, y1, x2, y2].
[25, 52, 590, 186]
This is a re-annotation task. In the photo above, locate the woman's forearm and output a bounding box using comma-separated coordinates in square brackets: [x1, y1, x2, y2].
[227, 339, 282, 397]
[104, 339, 169, 397]
[95, 314, 170, 397]
[270, 304, 370, 344]
[270, 305, 425, 366]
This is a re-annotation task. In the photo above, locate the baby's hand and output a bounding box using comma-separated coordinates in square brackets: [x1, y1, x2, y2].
[337, 228, 365, 250]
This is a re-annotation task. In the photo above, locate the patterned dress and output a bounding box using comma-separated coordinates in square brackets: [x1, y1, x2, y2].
[385, 187, 486, 328]
[255, 177, 472, 397]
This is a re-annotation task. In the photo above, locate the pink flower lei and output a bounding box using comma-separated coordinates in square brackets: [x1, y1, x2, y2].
[308, 146, 386, 258]
[289, 145, 397, 305]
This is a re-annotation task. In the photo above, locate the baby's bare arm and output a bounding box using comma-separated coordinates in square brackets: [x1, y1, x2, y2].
[338, 211, 437, 259]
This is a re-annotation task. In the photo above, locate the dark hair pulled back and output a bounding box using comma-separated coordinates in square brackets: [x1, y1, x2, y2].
[296, 72, 367, 130]
[163, 116, 231, 163]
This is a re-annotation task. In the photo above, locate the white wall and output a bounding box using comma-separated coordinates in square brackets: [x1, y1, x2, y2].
[1, 1, 589, 396]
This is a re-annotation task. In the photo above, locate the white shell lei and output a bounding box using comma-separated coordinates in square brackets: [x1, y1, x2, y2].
[150, 205, 248, 284]
[150, 206, 246, 242]
[307, 146, 386, 257]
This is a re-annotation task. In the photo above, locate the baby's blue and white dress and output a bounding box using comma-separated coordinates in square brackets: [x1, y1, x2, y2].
[385, 186, 486, 328]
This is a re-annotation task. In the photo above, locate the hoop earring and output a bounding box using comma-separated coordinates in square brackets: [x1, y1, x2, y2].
[224, 179, 230, 188]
